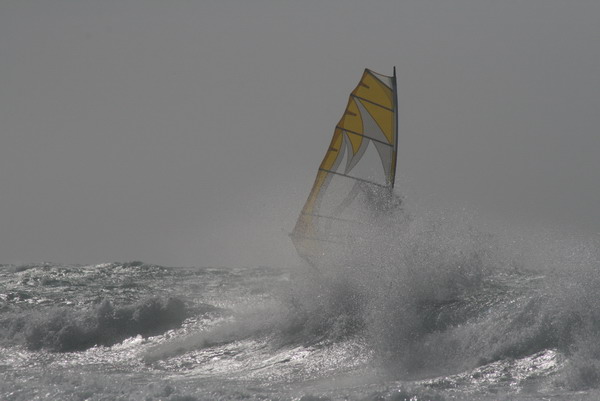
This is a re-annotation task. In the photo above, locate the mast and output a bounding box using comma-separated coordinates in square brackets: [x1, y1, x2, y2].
[391, 66, 398, 189]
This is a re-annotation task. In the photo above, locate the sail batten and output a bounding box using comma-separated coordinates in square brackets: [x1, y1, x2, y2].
[292, 68, 399, 266]
[318, 168, 388, 188]
[350, 94, 394, 111]
[336, 126, 394, 147]
[300, 212, 362, 224]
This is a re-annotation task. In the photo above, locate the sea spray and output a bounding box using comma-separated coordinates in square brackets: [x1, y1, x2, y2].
[66, 207, 598, 399]
[4, 226, 600, 399]
[281, 206, 600, 387]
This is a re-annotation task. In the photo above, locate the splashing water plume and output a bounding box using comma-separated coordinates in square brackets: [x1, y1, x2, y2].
[3, 206, 600, 399]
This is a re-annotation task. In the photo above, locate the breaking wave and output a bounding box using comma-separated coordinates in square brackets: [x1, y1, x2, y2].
[145, 206, 600, 392]
[299, 208, 600, 387]
[2, 297, 187, 352]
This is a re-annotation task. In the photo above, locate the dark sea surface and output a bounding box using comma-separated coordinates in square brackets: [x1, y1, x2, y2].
[2, 212, 600, 400]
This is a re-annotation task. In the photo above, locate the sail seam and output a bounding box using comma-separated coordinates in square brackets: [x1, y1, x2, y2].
[318, 168, 387, 188]
[336, 126, 393, 147]
[350, 94, 393, 112]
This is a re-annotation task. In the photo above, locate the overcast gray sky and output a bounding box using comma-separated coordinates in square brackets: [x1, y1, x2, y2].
[2, 0, 599, 267]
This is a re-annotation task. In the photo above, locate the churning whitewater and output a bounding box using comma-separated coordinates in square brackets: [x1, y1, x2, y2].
[2, 208, 600, 400]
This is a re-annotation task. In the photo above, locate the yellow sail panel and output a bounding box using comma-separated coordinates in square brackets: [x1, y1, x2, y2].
[338, 98, 364, 140]
[320, 130, 344, 170]
[346, 129, 363, 156]
[292, 170, 328, 263]
[352, 71, 394, 111]
[301, 170, 329, 215]
[291, 68, 398, 266]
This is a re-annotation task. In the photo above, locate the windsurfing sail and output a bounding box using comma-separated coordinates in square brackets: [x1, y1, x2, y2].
[291, 68, 399, 266]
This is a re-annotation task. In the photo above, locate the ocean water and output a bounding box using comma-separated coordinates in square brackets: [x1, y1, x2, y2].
[2, 211, 600, 400]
